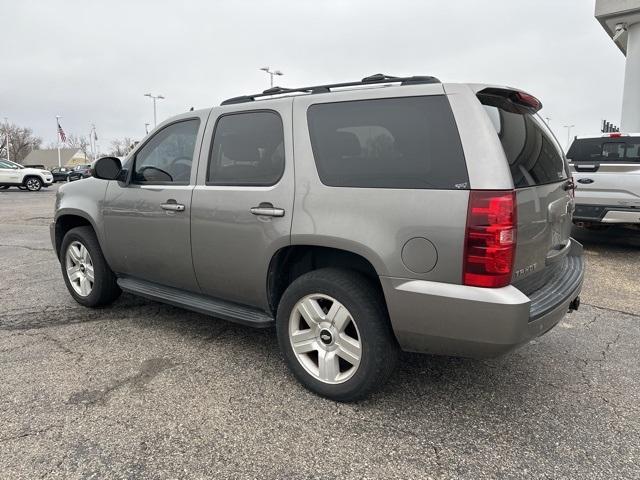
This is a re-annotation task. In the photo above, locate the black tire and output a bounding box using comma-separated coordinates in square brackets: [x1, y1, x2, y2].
[60, 226, 121, 307]
[24, 176, 42, 191]
[18, 185, 27, 190]
[276, 268, 399, 402]
[0, 186, 9, 189]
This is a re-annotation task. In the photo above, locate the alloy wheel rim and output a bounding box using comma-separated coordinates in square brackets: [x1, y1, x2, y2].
[289, 294, 362, 384]
[65, 241, 94, 296]
[26, 178, 40, 190]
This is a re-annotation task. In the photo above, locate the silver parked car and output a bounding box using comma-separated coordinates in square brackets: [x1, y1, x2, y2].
[51, 74, 584, 401]
[568, 133, 640, 229]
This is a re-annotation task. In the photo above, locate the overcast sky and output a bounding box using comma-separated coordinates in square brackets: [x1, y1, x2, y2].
[0, 0, 626, 151]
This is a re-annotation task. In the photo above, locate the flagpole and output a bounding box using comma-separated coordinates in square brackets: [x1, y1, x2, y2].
[89, 124, 95, 161]
[56, 115, 62, 167]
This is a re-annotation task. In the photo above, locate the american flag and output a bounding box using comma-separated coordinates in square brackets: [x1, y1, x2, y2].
[57, 119, 66, 143]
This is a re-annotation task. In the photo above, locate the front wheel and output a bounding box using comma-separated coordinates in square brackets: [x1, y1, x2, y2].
[276, 268, 399, 402]
[24, 177, 42, 191]
[60, 226, 121, 307]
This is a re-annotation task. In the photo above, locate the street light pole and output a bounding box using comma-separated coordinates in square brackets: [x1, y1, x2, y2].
[259, 67, 284, 88]
[89, 123, 97, 161]
[144, 93, 165, 127]
[563, 124, 575, 149]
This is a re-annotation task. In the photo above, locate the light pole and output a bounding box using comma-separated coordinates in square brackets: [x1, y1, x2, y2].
[563, 124, 575, 149]
[259, 67, 284, 88]
[3, 117, 9, 162]
[89, 123, 97, 161]
[144, 93, 165, 127]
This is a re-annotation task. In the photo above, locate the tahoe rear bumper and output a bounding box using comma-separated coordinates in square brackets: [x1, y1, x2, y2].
[381, 239, 584, 358]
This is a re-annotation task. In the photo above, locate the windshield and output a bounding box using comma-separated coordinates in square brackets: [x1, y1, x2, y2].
[6, 160, 24, 169]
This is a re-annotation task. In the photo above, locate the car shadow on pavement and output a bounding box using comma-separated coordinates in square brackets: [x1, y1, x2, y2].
[572, 225, 640, 250]
[116, 293, 548, 406]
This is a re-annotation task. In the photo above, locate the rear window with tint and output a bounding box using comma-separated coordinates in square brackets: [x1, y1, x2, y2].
[483, 105, 567, 188]
[566, 137, 640, 162]
[306, 96, 469, 189]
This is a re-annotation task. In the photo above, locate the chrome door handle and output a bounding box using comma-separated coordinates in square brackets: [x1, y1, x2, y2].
[161, 202, 185, 212]
[250, 205, 285, 217]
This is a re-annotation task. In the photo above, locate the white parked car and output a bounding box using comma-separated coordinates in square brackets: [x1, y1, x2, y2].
[0, 159, 54, 191]
[568, 133, 640, 229]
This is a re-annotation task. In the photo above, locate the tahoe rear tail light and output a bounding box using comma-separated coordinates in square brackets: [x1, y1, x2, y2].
[463, 190, 517, 288]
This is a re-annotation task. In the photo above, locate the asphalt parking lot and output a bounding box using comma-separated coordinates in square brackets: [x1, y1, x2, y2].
[1, 184, 639, 479]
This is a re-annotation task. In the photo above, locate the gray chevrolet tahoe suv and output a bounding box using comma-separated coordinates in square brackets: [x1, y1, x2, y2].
[51, 74, 584, 401]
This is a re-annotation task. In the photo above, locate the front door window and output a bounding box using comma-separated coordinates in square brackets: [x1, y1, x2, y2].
[133, 119, 200, 184]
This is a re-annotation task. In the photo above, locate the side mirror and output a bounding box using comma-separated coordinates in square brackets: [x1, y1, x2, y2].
[92, 156, 122, 180]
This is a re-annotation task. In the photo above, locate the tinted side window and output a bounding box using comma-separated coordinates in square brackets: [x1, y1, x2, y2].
[627, 139, 640, 159]
[483, 105, 567, 187]
[133, 119, 199, 184]
[566, 138, 605, 161]
[602, 142, 625, 160]
[307, 96, 468, 189]
[207, 111, 284, 186]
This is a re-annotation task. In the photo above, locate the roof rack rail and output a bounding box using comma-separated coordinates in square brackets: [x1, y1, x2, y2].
[220, 73, 441, 105]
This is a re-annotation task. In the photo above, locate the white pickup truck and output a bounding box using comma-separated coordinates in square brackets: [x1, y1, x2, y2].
[0, 159, 54, 191]
[568, 133, 640, 229]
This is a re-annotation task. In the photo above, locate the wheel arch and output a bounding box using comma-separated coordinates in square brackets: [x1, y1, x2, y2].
[266, 245, 386, 316]
[22, 174, 44, 187]
[54, 211, 101, 260]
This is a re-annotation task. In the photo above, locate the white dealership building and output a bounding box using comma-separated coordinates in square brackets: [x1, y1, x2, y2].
[596, 0, 640, 131]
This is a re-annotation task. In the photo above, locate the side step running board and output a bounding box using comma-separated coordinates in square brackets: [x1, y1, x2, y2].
[117, 277, 274, 328]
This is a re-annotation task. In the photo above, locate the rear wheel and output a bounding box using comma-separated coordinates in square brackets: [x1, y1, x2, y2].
[60, 226, 121, 307]
[24, 177, 42, 191]
[276, 268, 398, 402]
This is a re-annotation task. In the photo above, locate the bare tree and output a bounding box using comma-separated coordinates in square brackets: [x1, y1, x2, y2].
[66, 134, 91, 159]
[0, 123, 42, 163]
[109, 137, 135, 157]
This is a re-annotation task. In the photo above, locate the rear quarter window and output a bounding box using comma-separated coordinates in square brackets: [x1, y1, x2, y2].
[306, 95, 469, 189]
[482, 105, 567, 188]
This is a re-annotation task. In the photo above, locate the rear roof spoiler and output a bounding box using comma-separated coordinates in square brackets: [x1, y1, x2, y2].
[476, 87, 543, 114]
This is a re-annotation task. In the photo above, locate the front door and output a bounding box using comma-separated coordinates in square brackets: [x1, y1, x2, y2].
[102, 116, 206, 291]
[191, 101, 294, 309]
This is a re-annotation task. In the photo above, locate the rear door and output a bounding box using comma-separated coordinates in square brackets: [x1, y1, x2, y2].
[190, 99, 294, 310]
[567, 136, 640, 209]
[480, 99, 573, 285]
